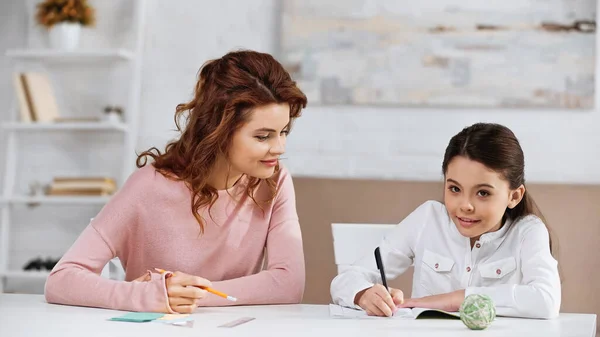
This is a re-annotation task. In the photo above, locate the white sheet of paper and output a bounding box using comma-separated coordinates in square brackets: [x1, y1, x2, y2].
[328, 304, 415, 319]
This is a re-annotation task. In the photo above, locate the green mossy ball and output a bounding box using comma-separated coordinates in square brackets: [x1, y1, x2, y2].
[459, 294, 496, 330]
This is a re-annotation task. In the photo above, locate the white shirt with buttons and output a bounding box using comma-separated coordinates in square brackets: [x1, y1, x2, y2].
[330, 200, 561, 319]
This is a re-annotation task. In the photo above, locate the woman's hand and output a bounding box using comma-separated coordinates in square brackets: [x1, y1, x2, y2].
[354, 284, 404, 317]
[397, 290, 465, 312]
[164, 271, 212, 314]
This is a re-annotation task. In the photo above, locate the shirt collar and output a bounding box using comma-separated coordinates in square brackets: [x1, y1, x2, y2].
[477, 216, 512, 244]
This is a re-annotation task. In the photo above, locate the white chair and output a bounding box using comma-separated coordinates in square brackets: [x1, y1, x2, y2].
[331, 223, 396, 274]
[100, 257, 126, 280]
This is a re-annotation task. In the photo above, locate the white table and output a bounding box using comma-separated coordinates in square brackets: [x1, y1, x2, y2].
[0, 294, 596, 337]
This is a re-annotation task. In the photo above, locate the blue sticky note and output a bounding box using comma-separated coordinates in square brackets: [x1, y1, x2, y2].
[109, 312, 165, 322]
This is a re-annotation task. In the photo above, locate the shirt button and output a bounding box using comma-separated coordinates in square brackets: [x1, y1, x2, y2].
[496, 269, 501, 275]
[466, 266, 471, 272]
[475, 243, 481, 248]
[434, 263, 439, 269]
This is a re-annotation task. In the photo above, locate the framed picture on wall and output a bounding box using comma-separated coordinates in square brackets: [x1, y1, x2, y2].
[280, 0, 596, 109]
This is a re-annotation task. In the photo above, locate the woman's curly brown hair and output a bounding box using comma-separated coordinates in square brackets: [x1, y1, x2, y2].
[136, 50, 307, 232]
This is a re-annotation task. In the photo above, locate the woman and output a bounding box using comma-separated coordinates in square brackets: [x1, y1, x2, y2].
[45, 50, 308, 314]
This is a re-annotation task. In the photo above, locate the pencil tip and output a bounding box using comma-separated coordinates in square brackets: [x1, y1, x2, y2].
[228, 296, 238, 302]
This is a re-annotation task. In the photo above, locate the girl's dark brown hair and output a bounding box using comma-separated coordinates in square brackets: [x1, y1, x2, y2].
[136, 50, 307, 232]
[442, 123, 555, 255]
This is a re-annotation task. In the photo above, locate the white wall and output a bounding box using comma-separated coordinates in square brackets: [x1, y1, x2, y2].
[0, 1, 27, 189]
[137, 0, 600, 185]
[137, 0, 279, 153]
[0, 0, 598, 292]
[3, 1, 598, 188]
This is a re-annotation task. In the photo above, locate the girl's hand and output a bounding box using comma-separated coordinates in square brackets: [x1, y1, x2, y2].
[164, 271, 212, 314]
[397, 290, 465, 312]
[354, 284, 404, 317]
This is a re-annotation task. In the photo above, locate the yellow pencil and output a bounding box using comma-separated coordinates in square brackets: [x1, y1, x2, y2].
[155, 268, 237, 302]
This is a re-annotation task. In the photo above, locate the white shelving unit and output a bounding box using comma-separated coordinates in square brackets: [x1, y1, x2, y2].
[2, 270, 50, 280]
[0, 0, 147, 292]
[1, 122, 129, 132]
[0, 196, 111, 205]
[5, 49, 135, 62]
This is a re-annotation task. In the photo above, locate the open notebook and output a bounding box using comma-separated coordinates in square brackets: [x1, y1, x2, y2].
[329, 304, 460, 319]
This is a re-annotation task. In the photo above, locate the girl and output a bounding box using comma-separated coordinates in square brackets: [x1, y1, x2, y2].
[330, 123, 561, 319]
[45, 50, 308, 313]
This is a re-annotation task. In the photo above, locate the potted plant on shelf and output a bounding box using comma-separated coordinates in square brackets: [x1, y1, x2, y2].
[35, 0, 95, 51]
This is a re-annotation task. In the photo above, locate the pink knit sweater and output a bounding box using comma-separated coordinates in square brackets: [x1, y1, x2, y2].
[44, 165, 305, 312]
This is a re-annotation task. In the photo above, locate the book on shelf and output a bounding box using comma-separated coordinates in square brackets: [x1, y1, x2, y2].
[54, 117, 102, 123]
[53, 177, 115, 183]
[46, 189, 113, 196]
[12, 71, 60, 123]
[46, 177, 117, 196]
[12, 73, 34, 122]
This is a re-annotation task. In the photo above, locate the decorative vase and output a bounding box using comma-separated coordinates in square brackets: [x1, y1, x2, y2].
[104, 111, 122, 124]
[48, 22, 81, 50]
